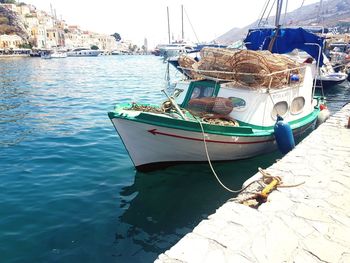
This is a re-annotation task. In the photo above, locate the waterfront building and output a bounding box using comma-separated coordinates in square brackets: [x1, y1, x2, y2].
[17, 4, 30, 16]
[0, 3, 17, 12]
[0, 3, 128, 52]
[96, 34, 118, 51]
[46, 28, 59, 48]
[0, 34, 23, 49]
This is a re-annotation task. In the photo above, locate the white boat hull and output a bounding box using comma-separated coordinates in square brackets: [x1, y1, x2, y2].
[111, 117, 315, 171]
[51, 52, 67, 58]
[316, 72, 347, 88]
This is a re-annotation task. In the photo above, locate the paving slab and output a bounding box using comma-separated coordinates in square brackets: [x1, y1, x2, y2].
[156, 103, 350, 263]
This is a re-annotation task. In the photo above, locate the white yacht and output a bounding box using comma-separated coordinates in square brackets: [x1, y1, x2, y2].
[67, 48, 102, 57]
[157, 42, 196, 59]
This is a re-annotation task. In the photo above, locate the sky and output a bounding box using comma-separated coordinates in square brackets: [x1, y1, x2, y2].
[25, 0, 320, 48]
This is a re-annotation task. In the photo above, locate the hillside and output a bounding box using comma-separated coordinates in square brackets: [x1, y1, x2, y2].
[0, 5, 29, 40]
[216, 0, 350, 44]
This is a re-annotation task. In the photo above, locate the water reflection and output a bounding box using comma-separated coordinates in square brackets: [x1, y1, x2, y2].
[317, 83, 350, 113]
[115, 151, 281, 261]
[0, 82, 31, 146]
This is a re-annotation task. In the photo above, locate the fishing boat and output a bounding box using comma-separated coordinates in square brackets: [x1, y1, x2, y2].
[109, 47, 325, 171]
[108, 1, 327, 172]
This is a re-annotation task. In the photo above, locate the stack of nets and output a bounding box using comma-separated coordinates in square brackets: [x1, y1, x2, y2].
[178, 55, 203, 80]
[187, 97, 234, 115]
[186, 97, 239, 127]
[178, 47, 303, 88]
[125, 103, 164, 114]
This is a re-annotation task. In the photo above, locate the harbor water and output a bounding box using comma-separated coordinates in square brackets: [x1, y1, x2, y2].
[1, 55, 349, 263]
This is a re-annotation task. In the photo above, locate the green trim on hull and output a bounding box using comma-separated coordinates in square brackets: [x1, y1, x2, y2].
[108, 103, 320, 138]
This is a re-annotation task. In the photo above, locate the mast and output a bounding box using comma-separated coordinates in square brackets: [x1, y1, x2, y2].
[317, 0, 323, 24]
[181, 5, 184, 41]
[167, 7, 171, 44]
[269, 0, 284, 51]
[275, 0, 284, 27]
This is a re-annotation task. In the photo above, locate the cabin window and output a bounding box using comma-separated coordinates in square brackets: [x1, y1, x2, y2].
[272, 101, 288, 118]
[290, 96, 305, 114]
[229, 97, 246, 111]
[186, 84, 234, 114]
[190, 86, 215, 99]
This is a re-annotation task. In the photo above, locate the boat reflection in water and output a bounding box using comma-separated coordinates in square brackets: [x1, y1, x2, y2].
[114, 150, 282, 261]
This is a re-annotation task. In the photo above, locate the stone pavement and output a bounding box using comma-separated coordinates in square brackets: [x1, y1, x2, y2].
[156, 103, 350, 263]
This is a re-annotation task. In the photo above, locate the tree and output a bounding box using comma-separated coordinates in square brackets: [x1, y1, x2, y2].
[0, 16, 9, 24]
[128, 44, 138, 52]
[0, 0, 16, 4]
[91, 45, 99, 50]
[19, 43, 32, 49]
[111, 32, 121, 41]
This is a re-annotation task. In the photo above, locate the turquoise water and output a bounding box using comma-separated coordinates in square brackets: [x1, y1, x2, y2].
[1, 56, 349, 263]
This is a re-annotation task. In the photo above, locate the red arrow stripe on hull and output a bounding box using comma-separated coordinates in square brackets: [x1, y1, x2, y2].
[148, 129, 275, 145]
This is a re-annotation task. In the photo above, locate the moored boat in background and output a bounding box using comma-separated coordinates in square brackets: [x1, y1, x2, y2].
[315, 55, 347, 88]
[67, 48, 102, 57]
[0, 48, 30, 57]
[50, 51, 67, 58]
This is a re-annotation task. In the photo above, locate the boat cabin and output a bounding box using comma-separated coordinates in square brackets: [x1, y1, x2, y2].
[174, 64, 316, 129]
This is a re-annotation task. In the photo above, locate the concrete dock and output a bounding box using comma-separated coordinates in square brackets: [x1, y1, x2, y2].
[156, 103, 350, 263]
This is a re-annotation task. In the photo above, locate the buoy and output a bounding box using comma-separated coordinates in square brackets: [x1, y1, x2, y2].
[274, 115, 295, 154]
[316, 104, 330, 127]
[290, 74, 300, 83]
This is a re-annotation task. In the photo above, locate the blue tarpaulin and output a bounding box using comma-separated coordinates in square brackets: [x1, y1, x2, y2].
[244, 27, 324, 66]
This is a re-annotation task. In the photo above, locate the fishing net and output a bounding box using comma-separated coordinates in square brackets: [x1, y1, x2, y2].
[187, 97, 239, 127]
[125, 103, 164, 114]
[201, 116, 239, 127]
[187, 97, 234, 115]
[178, 48, 304, 88]
[178, 55, 203, 79]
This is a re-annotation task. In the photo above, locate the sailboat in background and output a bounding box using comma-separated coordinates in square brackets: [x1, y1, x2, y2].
[155, 5, 226, 61]
[155, 6, 196, 60]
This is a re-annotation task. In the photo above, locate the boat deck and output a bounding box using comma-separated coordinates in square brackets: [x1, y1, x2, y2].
[155, 103, 350, 263]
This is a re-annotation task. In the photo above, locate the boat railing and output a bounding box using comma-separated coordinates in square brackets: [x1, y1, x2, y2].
[304, 42, 323, 96]
[178, 65, 308, 90]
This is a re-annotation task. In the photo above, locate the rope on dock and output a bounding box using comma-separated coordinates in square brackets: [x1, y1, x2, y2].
[230, 168, 305, 208]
